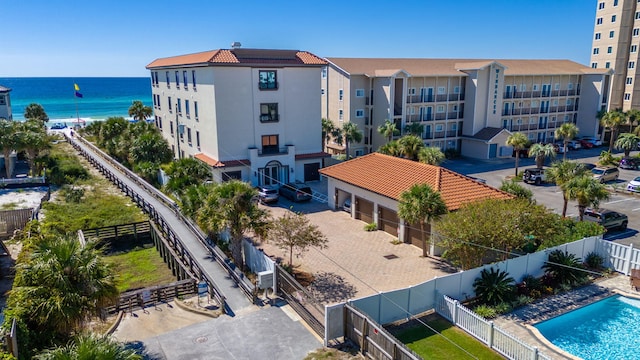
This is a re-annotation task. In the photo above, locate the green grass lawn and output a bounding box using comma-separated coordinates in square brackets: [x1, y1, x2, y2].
[105, 246, 177, 292]
[393, 317, 503, 360]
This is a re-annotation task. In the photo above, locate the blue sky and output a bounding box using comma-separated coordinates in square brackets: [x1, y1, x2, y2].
[1, 0, 597, 77]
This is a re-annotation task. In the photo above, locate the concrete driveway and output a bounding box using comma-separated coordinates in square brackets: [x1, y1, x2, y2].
[257, 182, 457, 303]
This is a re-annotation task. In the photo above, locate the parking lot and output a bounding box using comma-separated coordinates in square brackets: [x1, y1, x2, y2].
[447, 146, 640, 247]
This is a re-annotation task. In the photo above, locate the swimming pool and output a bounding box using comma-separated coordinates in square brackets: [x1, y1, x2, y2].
[534, 295, 640, 360]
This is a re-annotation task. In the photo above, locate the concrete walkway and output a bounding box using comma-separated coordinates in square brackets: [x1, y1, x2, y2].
[68, 134, 252, 314]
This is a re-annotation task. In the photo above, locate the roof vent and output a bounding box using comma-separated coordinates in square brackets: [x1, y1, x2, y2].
[231, 41, 242, 49]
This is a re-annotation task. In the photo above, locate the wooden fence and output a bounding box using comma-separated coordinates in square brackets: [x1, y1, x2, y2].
[81, 221, 151, 252]
[0, 208, 33, 240]
[103, 279, 197, 315]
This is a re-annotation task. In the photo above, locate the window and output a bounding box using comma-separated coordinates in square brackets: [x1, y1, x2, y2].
[625, 93, 631, 101]
[168, 96, 172, 112]
[554, 83, 560, 90]
[453, 86, 460, 94]
[258, 70, 277, 90]
[261, 135, 279, 154]
[355, 89, 365, 97]
[612, 15, 617, 22]
[635, 28, 640, 37]
[610, 30, 615, 38]
[630, 61, 636, 69]
[606, 62, 611, 69]
[632, 45, 638, 53]
[437, 105, 445, 113]
[408, 88, 416, 95]
[355, 109, 364, 117]
[516, 118, 522, 125]
[607, 46, 613, 54]
[192, 70, 197, 90]
[260, 103, 279, 122]
[339, 89, 344, 100]
[437, 87, 446, 94]
[568, 83, 573, 90]
[452, 104, 458, 111]
[564, 115, 570, 122]
[321, 67, 327, 78]
[593, 48, 600, 55]
[222, 171, 242, 182]
[170, 122, 174, 136]
[553, 99, 558, 106]
[533, 84, 539, 91]
[531, 100, 538, 107]
[196, 131, 200, 149]
[158, 116, 162, 129]
[177, 98, 182, 114]
[595, 33, 601, 40]
[185, 100, 190, 118]
[187, 127, 192, 145]
[194, 101, 199, 121]
[566, 99, 572, 105]
[598, 2, 604, 9]
[339, 109, 343, 120]
[435, 124, 443, 132]
[592, 62, 598, 68]
[183, 71, 188, 89]
[166, 71, 170, 88]
[175, 71, 180, 88]
[614, 0, 619, 5]
[520, 84, 526, 91]
[597, 17, 603, 25]
[451, 123, 457, 131]
[321, 89, 325, 95]
[636, 12, 640, 19]
[627, 77, 633, 85]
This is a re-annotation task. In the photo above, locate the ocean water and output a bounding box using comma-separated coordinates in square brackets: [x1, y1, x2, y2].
[0, 77, 152, 122]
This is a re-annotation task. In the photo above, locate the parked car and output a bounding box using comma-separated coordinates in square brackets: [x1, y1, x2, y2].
[578, 139, 594, 149]
[579, 136, 603, 147]
[342, 199, 352, 212]
[523, 168, 547, 185]
[627, 176, 640, 193]
[581, 163, 597, 171]
[591, 166, 619, 183]
[50, 122, 67, 130]
[566, 140, 581, 150]
[279, 183, 312, 202]
[619, 157, 640, 170]
[552, 142, 566, 154]
[583, 208, 628, 231]
[257, 185, 279, 204]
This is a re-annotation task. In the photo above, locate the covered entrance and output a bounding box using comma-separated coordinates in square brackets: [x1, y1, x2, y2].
[355, 197, 373, 224]
[258, 160, 289, 186]
[378, 206, 398, 236]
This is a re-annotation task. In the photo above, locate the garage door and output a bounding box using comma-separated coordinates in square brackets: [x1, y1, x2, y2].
[378, 206, 398, 236]
[304, 163, 320, 182]
[406, 223, 431, 250]
[355, 197, 374, 224]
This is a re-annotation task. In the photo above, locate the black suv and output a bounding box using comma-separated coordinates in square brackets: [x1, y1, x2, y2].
[583, 208, 628, 230]
[523, 168, 546, 185]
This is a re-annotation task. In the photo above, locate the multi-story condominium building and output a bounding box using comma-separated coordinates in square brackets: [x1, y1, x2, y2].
[590, 0, 640, 111]
[322, 58, 611, 159]
[0, 86, 12, 120]
[146, 47, 328, 186]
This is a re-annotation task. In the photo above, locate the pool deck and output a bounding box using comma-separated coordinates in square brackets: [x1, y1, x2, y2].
[493, 274, 640, 360]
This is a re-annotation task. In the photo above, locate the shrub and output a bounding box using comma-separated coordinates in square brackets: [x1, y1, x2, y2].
[542, 250, 587, 286]
[513, 295, 534, 307]
[473, 268, 516, 306]
[444, 148, 460, 159]
[584, 252, 604, 270]
[494, 302, 512, 314]
[62, 186, 85, 203]
[364, 222, 378, 232]
[474, 305, 497, 319]
[517, 274, 542, 296]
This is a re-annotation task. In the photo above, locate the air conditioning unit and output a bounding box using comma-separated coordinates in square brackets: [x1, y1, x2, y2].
[257, 270, 274, 290]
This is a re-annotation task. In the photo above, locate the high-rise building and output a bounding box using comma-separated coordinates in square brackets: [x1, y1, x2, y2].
[0, 86, 12, 121]
[590, 0, 639, 111]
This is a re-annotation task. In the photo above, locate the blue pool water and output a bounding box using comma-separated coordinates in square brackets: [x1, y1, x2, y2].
[534, 295, 640, 360]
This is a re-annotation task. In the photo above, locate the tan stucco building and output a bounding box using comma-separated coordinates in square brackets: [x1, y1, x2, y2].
[146, 47, 329, 186]
[322, 58, 611, 159]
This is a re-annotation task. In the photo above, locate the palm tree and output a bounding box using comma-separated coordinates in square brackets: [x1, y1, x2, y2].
[506, 132, 528, 176]
[398, 135, 424, 160]
[600, 110, 625, 152]
[342, 122, 362, 159]
[24, 103, 49, 122]
[321, 118, 334, 151]
[554, 123, 579, 160]
[566, 175, 609, 221]
[0, 119, 16, 178]
[14, 119, 49, 176]
[128, 100, 152, 122]
[499, 180, 533, 201]
[378, 140, 403, 157]
[398, 183, 448, 257]
[34, 334, 141, 360]
[546, 161, 588, 217]
[614, 132, 640, 157]
[12, 236, 118, 337]
[418, 146, 445, 165]
[377, 119, 399, 143]
[330, 127, 344, 149]
[164, 157, 212, 196]
[197, 180, 270, 270]
[528, 143, 556, 169]
[404, 122, 424, 137]
[130, 131, 173, 165]
[626, 109, 640, 133]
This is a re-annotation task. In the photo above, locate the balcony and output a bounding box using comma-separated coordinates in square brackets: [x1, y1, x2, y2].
[258, 146, 289, 156]
[260, 114, 279, 123]
[258, 82, 279, 90]
[406, 93, 465, 104]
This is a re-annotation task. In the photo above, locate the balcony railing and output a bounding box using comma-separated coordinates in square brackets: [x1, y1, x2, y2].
[258, 82, 279, 90]
[259, 114, 279, 122]
[406, 93, 465, 103]
[258, 146, 289, 156]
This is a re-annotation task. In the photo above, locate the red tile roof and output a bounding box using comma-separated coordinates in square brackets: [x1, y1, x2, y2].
[319, 153, 513, 210]
[147, 48, 326, 69]
[195, 153, 250, 168]
[295, 152, 332, 160]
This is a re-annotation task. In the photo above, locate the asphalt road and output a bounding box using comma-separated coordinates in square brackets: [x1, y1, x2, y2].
[443, 146, 640, 247]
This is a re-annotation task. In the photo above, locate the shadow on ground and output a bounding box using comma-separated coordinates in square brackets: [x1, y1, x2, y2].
[309, 272, 357, 304]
